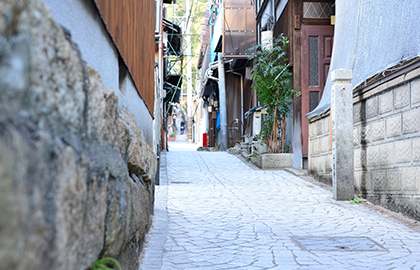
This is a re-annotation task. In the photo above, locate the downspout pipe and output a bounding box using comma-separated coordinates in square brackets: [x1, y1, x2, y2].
[271, 0, 275, 30]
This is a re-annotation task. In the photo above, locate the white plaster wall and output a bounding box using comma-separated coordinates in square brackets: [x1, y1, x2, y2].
[41, 0, 119, 91]
[120, 76, 154, 146]
[41, 0, 154, 146]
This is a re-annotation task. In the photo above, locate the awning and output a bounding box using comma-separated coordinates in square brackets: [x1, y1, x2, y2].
[163, 18, 182, 55]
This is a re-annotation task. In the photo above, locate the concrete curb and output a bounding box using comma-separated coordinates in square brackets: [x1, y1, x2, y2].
[139, 152, 168, 270]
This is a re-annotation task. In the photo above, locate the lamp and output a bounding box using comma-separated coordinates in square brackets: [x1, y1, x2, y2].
[213, 100, 219, 108]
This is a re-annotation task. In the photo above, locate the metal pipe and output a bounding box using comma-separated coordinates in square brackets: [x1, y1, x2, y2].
[186, 0, 193, 143]
[218, 53, 228, 151]
[271, 0, 275, 29]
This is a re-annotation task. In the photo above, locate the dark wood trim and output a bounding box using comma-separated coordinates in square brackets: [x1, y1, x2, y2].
[301, 18, 331, 25]
[292, 0, 303, 155]
[353, 59, 420, 98]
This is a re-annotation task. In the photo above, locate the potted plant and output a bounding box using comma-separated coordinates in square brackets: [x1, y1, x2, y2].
[248, 34, 294, 154]
[168, 133, 176, 141]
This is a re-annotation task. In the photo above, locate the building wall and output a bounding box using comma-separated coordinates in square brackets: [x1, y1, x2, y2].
[308, 113, 332, 185]
[309, 67, 420, 221]
[95, 0, 155, 115]
[41, 0, 154, 146]
[0, 1, 157, 269]
[41, 0, 119, 91]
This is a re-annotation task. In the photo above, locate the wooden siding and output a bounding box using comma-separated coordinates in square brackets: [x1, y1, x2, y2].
[273, 1, 293, 63]
[226, 73, 242, 143]
[95, 0, 155, 116]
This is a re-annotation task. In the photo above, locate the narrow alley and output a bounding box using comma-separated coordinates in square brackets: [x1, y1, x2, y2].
[139, 144, 420, 269]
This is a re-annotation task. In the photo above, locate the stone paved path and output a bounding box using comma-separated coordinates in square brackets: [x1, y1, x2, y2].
[139, 142, 420, 269]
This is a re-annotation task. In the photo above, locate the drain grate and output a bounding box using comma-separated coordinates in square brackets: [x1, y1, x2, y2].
[292, 236, 388, 252]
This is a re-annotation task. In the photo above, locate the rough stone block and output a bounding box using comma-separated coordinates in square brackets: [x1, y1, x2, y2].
[313, 138, 321, 155]
[310, 157, 317, 172]
[309, 122, 315, 138]
[354, 148, 366, 170]
[323, 116, 331, 136]
[367, 145, 380, 168]
[394, 83, 410, 109]
[354, 171, 362, 190]
[411, 78, 420, 106]
[372, 120, 385, 141]
[387, 169, 402, 192]
[353, 127, 360, 146]
[119, 109, 157, 182]
[317, 156, 326, 173]
[353, 102, 365, 123]
[373, 170, 387, 192]
[394, 140, 411, 164]
[88, 66, 119, 148]
[261, 153, 293, 169]
[0, 1, 156, 269]
[360, 124, 371, 144]
[413, 138, 420, 163]
[354, 171, 372, 193]
[366, 96, 378, 119]
[379, 90, 393, 114]
[379, 143, 394, 168]
[308, 138, 313, 155]
[321, 136, 329, 153]
[331, 69, 352, 81]
[402, 167, 419, 194]
[386, 114, 401, 138]
[316, 119, 323, 136]
[325, 154, 332, 172]
[403, 109, 420, 135]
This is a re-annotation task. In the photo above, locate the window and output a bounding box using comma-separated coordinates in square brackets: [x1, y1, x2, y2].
[303, 2, 335, 19]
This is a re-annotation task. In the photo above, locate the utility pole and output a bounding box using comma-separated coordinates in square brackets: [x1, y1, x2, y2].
[218, 53, 228, 151]
[186, 0, 193, 143]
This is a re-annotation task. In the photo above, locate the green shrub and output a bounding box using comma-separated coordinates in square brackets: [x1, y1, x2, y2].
[91, 257, 122, 270]
[248, 35, 296, 153]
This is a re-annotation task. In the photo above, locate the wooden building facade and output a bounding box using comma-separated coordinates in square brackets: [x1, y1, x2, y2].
[95, 0, 156, 116]
[256, 0, 335, 166]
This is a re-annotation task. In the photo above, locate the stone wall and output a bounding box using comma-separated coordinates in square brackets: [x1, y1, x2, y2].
[0, 1, 156, 269]
[308, 114, 332, 185]
[353, 67, 420, 221]
[40, 0, 155, 147]
[308, 67, 420, 221]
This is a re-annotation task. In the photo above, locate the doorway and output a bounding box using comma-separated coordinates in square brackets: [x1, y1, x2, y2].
[301, 24, 334, 155]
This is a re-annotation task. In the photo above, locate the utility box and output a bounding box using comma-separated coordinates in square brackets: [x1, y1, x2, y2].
[252, 109, 267, 136]
[253, 112, 262, 136]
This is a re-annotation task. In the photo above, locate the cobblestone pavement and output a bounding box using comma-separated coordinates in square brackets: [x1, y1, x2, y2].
[140, 142, 420, 269]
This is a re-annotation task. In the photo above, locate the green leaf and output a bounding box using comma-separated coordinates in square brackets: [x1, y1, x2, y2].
[91, 258, 122, 270]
